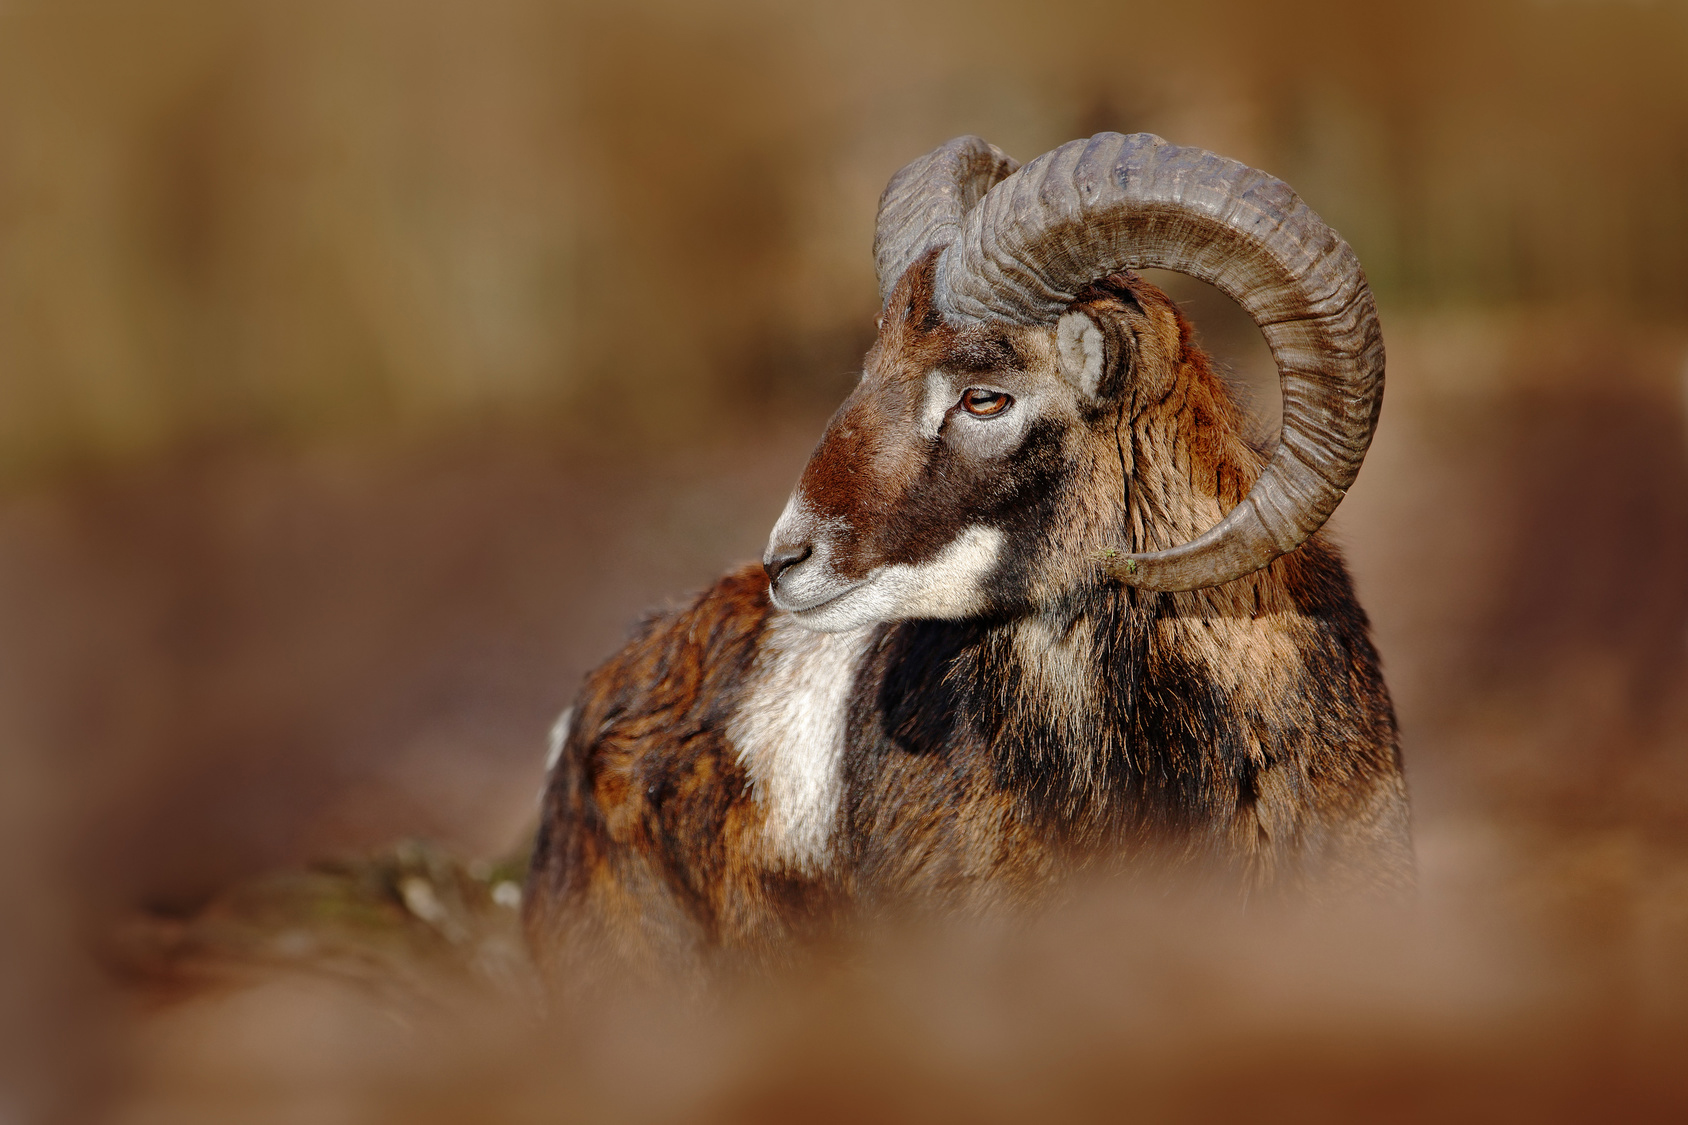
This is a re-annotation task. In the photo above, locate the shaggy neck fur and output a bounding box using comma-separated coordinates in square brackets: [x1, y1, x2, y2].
[860, 306, 1359, 882]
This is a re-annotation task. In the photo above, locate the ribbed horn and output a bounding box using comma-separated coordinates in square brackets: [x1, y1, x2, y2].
[937, 132, 1384, 593]
[874, 136, 1019, 305]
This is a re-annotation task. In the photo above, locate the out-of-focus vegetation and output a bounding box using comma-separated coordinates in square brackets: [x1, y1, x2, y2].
[3, 0, 1687, 483]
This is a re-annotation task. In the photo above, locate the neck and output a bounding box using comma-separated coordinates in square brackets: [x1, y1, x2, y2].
[993, 573, 1270, 847]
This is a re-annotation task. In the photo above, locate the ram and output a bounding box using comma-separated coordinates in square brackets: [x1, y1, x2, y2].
[525, 132, 1414, 982]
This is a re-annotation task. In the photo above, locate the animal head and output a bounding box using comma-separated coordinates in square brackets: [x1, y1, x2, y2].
[764, 133, 1384, 634]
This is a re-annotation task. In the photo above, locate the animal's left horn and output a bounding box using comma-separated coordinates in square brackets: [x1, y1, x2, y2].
[937, 132, 1384, 594]
[873, 136, 1019, 306]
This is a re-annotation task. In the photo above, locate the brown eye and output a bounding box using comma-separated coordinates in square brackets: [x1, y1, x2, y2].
[960, 388, 1012, 417]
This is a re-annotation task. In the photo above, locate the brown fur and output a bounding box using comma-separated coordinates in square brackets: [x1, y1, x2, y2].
[524, 568, 844, 985]
[525, 258, 1413, 986]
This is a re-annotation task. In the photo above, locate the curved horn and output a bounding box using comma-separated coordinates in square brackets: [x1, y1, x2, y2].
[938, 132, 1383, 593]
[874, 136, 1019, 305]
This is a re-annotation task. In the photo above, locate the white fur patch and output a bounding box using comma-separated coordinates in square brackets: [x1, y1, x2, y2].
[1057, 311, 1106, 397]
[544, 706, 574, 774]
[537, 705, 575, 806]
[918, 369, 953, 439]
[773, 493, 810, 557]
[726, 614, 874, 870]
[768, 494, 848, 563]
[768, 492, 810, 553]
[791, 524, 1005, 633]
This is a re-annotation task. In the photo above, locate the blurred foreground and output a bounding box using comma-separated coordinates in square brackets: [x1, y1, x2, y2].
[101, 822, 1688, 1123]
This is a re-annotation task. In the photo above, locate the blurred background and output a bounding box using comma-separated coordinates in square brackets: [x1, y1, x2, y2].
[2, 0, 1687, 1120]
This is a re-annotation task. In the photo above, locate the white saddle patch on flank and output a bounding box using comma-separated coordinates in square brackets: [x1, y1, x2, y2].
[544, 705, 575, 774]
[536, 705, 576, 807]
[726, 613, 874, 871]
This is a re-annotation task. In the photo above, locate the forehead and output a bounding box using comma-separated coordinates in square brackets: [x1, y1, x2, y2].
[868, 283, 1049, 387]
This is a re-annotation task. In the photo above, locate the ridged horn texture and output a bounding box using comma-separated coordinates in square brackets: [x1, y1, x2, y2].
[932, 132, 1385, 593]
[874, 135, 1019, 304]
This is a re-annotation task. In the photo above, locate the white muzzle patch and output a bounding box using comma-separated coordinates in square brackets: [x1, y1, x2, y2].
[786, 524, 1006, 633]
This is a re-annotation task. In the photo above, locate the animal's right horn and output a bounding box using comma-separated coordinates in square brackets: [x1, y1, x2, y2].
[873, 136, 1019, 306]
[936, 132, 1384, 594]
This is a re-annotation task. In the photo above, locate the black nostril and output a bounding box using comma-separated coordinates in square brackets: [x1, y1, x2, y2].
[763, 543, 813, 586]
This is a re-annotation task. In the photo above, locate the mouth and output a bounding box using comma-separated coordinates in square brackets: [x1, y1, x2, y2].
[769, 578, 866, 617]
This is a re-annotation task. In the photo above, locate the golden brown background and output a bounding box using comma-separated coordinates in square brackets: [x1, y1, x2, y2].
[3, 0, 1687, 1119]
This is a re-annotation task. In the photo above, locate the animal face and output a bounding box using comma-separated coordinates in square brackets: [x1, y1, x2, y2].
[763, 258, 1180, 633]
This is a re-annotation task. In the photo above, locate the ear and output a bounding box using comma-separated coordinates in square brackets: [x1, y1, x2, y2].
[1056, 310, 1106, 398]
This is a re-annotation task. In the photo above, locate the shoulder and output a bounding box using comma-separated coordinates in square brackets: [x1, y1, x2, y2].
[540, 563, 776, 851]
[581, 563, 774, 723]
